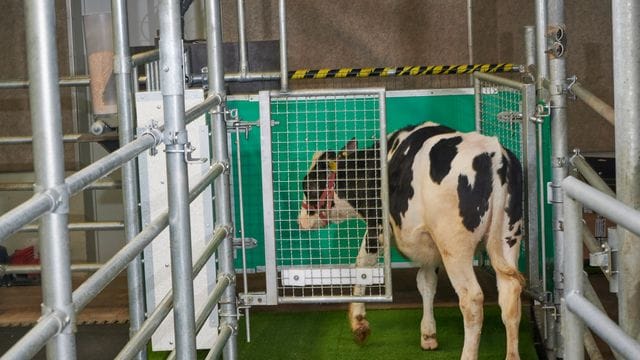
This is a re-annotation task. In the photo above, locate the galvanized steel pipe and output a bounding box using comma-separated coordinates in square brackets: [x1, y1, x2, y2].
[205, 0, 239, 358]
[612, 0, 640, 343]
[571, 82, 614, 126]
[24, 1, 76, 358]
[114, 225, 228, 360]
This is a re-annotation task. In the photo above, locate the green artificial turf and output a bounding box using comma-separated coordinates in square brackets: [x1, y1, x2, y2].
[236, 306, 538, 360]
[148, 306, 538, 360]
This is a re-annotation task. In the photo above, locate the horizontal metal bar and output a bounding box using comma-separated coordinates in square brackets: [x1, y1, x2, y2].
[72, 163, 224, 313]
[2, 263, 102, 274]
[566, 292, 640, 357]
[0, 132, 118, 146]
[0, 76, 90, 90]
[116, 225, 229, 360]
[0, 193, 53, 243]
[202, 325, 234, 360]
[562, 176, 640, 236]
[19, 221, 124, 233]
[270, 87, 385, 99]
[570, 154, 616, 198]
[0, 179, 121, 191]
[0, 310, 67, 360]
[277, 295, 392, 304]
[131, 49, 160, 67]
[473, 71, 524, 90]
[185, 94, 222, 126]
[224, 71, 280, 82]
[166, 273, 233, 360]
[65, 132, 159, 194]
[571, 82, 615, 126]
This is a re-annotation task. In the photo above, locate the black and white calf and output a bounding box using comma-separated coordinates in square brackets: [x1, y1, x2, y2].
[298, 121, 524, 359]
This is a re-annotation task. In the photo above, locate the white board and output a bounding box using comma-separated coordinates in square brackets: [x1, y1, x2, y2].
[136, 89, 217, 351]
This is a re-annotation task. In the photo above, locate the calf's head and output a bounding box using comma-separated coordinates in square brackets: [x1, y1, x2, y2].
[298, 139, 358, 230]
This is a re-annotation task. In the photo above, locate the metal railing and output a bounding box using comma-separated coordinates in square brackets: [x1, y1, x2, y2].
[562, 176, 640, 359]
[0, 1, 237, 359]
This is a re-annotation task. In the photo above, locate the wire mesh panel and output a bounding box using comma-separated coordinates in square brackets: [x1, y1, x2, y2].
[260, 89, 391, 304]
[476, 80, 523, 160]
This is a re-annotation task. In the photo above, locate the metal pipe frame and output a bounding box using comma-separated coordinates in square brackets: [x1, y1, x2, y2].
[535, 0, 549, 95]
[571, 82, 615, 126]
[0, 179, 121, 192]
[0, 130, 160, 243]
[612, 0, 640, 344]
[236, 0, 249, 77]
[19, 221, 124, 233]
[73, 163, 223, 313]
[1, 309, 69, 360]
[0, 133, 111, 145]
[2, 263, 102, 275]
[278, 0, 288, 92]
[166, 273, 233, 360]
[570, 153, 616, 198]
[547, 1, 568, 356]
[203, 325, 234, 360]
[24, 1, 76, 358]
[115, 225, 229, 360]
[131, 49, 160, 67]
[111, 2, 146, 359]
[0, 76, 90, 90]
[159, 0, 198, 356]
[562, 177, 640, 359]
[205, 0, 239, 358]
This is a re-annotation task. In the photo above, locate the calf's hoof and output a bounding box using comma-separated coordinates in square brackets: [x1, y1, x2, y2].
[351, 315, 371, 344]
[421, 333, 438, 350]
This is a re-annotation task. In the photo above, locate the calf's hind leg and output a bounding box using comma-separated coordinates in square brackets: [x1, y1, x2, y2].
[442, 252, 484, 360]
[417, 264, 439, 350]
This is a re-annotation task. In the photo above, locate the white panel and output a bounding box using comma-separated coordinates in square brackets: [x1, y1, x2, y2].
[137, 89, 217, 351]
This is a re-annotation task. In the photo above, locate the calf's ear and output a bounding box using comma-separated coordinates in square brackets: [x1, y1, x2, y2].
[339, 138, 358, 157]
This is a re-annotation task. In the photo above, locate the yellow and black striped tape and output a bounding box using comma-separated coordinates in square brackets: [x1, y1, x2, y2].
[289, 63, 519, 79]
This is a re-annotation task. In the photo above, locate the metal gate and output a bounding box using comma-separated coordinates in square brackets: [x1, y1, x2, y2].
[473, 72, 543, 295]
[259, 88, 392, 304]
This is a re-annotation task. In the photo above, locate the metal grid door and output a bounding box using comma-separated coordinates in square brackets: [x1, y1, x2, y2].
[260, 89, 392, 304]
[473, 72, 542, 295]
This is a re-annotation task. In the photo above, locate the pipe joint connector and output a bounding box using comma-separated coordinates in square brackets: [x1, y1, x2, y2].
[141, 122, 164, 156]
[163, 129, 189, 146]
[45, 184, 70, 214]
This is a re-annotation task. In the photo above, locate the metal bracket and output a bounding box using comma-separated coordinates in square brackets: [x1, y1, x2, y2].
[163, 129, 188, 146]
[239, 292, 269, 306]
[141, 120, 163, 156]
[547, 181, 564, 204]
[232, 237, 258, 249]
[183, 143, 208, 164]
[530, 103, 549, 124]
[607, 227, 619, 293]
[566, 75, 578, 100]
[496, 111, 523, 123]
[546, 25, 567, 59]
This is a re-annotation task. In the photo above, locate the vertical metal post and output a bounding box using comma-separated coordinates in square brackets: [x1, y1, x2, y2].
[612, 0, 640, 342]
[278, 0, 288, 92]
[111, 1, 146, 359]
[466, 0, 474, 65]
[25, 1, 77, 358]
[535, 0, 549, 95]
[547, 0, 568, 356]
[562, 192, 584, 360]
[473, 77, 481, 131]
[205, 0, 239, 358]
[236, 0, 249, 77]
[522, 82, 541, 294]
[524, 26, 535, 73]
[159, 0, 198, 358]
